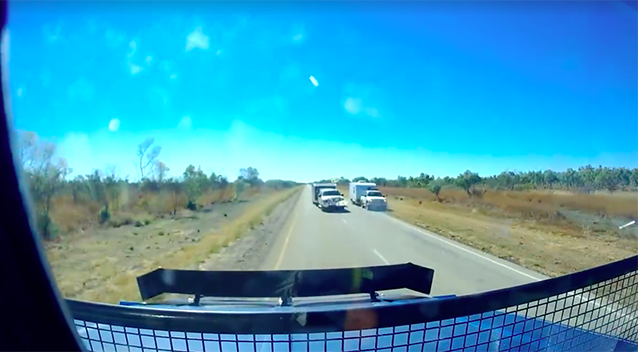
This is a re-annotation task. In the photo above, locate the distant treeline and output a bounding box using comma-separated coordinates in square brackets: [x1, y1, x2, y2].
[317, 166, 638, 196]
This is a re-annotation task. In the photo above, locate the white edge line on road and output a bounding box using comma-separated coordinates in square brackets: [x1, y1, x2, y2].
[373, 249, 390, 264]
[387, 216, 544, 281]
[385, 215, 633, 322]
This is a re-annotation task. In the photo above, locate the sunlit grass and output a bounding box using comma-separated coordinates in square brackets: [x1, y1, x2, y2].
[60, 187, 301, 304]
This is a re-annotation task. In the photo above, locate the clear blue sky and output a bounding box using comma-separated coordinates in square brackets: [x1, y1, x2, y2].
[7, 1, 637, 182]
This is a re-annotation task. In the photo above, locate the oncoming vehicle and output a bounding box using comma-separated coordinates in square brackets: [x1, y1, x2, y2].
[349, 182, 378, 206]
[317, 188, 347, 212]
[361, 189, 387, 211]
[311, 183, 337, 205]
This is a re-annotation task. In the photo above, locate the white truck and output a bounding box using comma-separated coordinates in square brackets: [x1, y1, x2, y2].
[317, 188, 347, 212]
[361, 189, 388, 211]
[349, 182, 378, 206]
[311, 183, 338, 205]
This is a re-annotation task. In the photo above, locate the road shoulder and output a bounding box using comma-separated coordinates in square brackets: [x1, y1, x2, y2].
[200, 188, 303, 270]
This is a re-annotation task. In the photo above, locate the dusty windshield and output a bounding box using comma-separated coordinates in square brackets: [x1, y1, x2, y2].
[367, 191, 383, 197]
[7, 1, 637, 305]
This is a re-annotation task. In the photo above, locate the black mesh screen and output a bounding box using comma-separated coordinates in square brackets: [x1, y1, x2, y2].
[69, 258, 638, 352]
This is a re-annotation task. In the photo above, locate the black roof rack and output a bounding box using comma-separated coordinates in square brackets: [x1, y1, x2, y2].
[136, 263, 435, 305]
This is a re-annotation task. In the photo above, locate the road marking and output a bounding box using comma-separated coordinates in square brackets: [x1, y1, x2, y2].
[387, 216, 543, 281]
[373, 249, 390, 264]
[274, 195, 301, 270]
[383, 216, 634, 324]
[342, 219, 347, 223]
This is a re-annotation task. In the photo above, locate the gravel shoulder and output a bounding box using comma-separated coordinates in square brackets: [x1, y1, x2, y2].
[199, 189, 302, 270]
[44, 191, 277, 302]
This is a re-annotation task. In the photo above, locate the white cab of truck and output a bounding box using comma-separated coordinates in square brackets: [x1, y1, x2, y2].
[311, 183, 337, 205]
[349, 182, 378, 206]
[361, 189, 388, 211]
[318, 188, 347, 212]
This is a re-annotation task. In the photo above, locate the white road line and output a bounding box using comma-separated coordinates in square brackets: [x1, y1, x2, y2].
[342, 219, 347, 223]
[386, 215, 635, 321]
[387, 216, 544, 281]
[373, 249, 390, 264]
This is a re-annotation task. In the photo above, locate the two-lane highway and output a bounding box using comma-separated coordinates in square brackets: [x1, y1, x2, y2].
[262, 186, 547, 296]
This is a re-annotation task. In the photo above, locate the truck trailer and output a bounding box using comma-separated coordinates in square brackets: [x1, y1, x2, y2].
[349, 182, 378, 206]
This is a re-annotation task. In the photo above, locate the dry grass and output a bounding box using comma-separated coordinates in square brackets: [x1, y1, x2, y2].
[47, 187, 301, 304]
[383, 187, 638, 220]
[197, 188, 235, 205]
[342, 185, 638, 277]
[50, 195, 102, 234]
[47, 188, 240, 240]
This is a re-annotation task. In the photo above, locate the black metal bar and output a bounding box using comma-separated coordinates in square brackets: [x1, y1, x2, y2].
[280, 296, 293, 307]
[66, 255, 638, 335]
[136, 263, 435, 301]
[193, 294, 201, 306]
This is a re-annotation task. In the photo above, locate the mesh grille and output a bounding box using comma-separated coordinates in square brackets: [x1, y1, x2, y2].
[71, 266, 638, 352]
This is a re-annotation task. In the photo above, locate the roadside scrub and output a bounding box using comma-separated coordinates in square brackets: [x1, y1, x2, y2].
[69, 186, 302, 304]
[381, 188, 638, 278]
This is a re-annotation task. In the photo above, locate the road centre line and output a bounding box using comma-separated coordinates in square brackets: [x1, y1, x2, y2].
[373, 249, 390, 264]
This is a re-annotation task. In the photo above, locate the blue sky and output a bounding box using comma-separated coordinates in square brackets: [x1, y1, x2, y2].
[7, 1, 637, 182]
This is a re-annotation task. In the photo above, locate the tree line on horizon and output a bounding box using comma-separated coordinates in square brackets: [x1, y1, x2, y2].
[317, 166, 638, 199]
[15, 130, 298, 240]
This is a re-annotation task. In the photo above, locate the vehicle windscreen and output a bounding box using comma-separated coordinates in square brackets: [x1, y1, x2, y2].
[367, 191, 383, 197]
[7, 0, 637, 334]
[322, 190, 341, 197]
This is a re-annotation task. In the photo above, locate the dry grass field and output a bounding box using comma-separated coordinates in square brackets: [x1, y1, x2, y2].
[45, 187, 301, 303]
[342, 185, 638, 277]
[48, 187, 244, 236]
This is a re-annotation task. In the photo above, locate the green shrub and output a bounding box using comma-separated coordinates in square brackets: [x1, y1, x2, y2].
[186, 200, 197, 211]
[99, 207, 111, 225]
[36, 211, 59, 240]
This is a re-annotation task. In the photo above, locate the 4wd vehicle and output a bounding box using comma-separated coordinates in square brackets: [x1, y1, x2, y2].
[317, 188, 347, 212]
[361, 189, 387, 211]
[311, 183, 337, 205]
[349, 181, 378, 206]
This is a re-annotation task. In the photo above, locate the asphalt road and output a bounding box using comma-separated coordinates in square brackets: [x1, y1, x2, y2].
[261, 185, 548, 296]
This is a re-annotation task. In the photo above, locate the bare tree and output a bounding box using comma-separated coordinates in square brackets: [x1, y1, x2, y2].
[165, 177, 184, 216]
[104, 163, 119, 179]
[155, 161, 170, 183]
[16, 131, 70, 239]
[70, 175, 89, 203]
[233, 179, 248, 201]
[136, 137, 161, 180]
[103, 165, 121, 211]
[16, 130, 39, 170]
